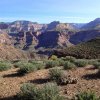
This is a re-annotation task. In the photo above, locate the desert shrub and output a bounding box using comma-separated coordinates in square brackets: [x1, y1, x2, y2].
[16, 60, 45, 74]
[40, 83, 65, 100]
[63, 61, 76, 70]
[29, 60, 45, 70]
[17, 83, 38, 100]
[35, 63, 45, 70]
[18, 63, 37, 74]
[63, 56, 76, 62]
[50, 55, 58, 60]
[49, 68, 77, 85]
[75, 59, 88, 67]
[93, 62, 100, 69]
[45, 60, 59, 68]
[28, 60, 39, 64]
[58, 59, 65, 66]
[0, 61, 12, 71]
[75, 91, 99, 100]
[18, 83, 65, 100]
[49, 68, 63, 83]
[14, 61, 28, 68]
[87, 59, 99, 65]
[60, 57, 65, 60]
[60, 56, 76, 62]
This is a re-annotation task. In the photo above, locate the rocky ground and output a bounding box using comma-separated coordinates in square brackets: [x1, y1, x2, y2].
[0, 65, 100, 100]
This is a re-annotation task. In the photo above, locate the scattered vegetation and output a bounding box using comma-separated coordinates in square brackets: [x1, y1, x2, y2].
[15, 60, 45, 74]
[29, 60, 45, 70]
[40, 83, 65, 100]
[49, 67, 77, 85]
[54, 37, 100, 59]
[45, 60, 59, 68]
[50, 55, 58, 60]
[93, 62, 100, 69]
[63, 56, 76, 62]
[0, 61, 12, 71]
[49, 68, 63, 83]
[87, 59, 98, 65]
[18, 82, 65, 100]
[0, 56, 100, 99]
[75, 91, 100, 100]
[58, 59, 65, 66]
[18, 63, 37, 74]
[63, 61, 76, 70]
[74, 59, 88, 67]
[14, 60, 28, 68]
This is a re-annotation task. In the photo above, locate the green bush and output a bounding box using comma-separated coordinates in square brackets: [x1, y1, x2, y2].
[93, 62, 100, 69]
[63, 56, 76, 62]
[40, 83, 65, 100]
[16, 60, 45, 74]
[75, 59, 88, 67]
[75, 92, 99, 100]
[28, 60, 39, 64]
[18, 63, 37, 74]
[29, 60, 45, 70]
[49, 68, 63, 83]
[88, 59, 98, 65]
[50, 55, 58, 60]
[60, 57, 65, 60]
[0, 61, 12, 71]
[18, 83, 65, 100]
[58, 59, 65, 66]
[14, 61, 28, 68]
[63, 61, 76, 70]
[17, 83, 38, 100]
[35, 63, 45, 70]
[45, 60, 59, 68]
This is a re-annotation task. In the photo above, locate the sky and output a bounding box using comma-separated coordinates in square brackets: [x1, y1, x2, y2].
[0, 0, 100, 23]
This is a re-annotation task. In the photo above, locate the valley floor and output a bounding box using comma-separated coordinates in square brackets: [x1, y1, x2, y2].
[0, 65, 100, 100]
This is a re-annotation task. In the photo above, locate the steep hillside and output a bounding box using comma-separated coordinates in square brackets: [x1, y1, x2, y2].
[0, 31, 28, 60]
[36, 30, 74, 48]
[9, 20, 45, 32]
[81, 18, 100, 30]
[9, 31, 38, 50]
[46, 21, 76, 31]
[71, 23, 86, 29]
[1, 19, 100, 52]
[0, 22, 9, 29]
[70, 30, 100, 44]
[53, 37, 100, 59]
[7, 21, 77, 50]
[0, 44, 28, 60]
[0, 21, 78, 32]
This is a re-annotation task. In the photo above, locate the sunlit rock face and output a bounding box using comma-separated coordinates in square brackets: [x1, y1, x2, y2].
[0, 31, 12, 45]
[8, 20, 45, 32]
[0, 31, 28, 60]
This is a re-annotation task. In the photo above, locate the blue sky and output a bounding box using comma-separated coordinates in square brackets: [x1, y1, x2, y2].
[0, 0, 100, 23]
